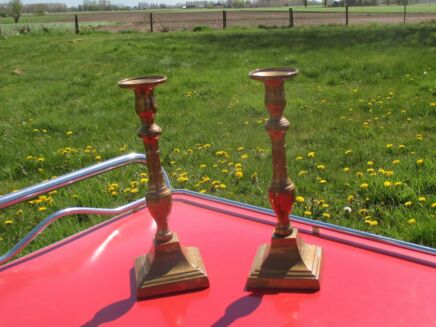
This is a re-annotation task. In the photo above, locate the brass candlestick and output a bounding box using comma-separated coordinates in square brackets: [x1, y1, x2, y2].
[119, 76, 209, 299]
[246, 68, 323, 291]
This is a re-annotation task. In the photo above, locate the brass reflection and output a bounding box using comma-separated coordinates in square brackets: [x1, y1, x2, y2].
[119, 76, 209, 299]
[246, 68, 323, 291]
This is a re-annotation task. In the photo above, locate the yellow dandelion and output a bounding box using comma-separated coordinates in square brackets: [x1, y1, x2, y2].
[237, 146, 244, 151]
[345, 150, 353, 155]
[200, 164, 207, 168]
[26, 155, 33, 160]
[222, 169, 229, 174]
[241, 154, 248, 160]
[130, 188, 139, 193]
[234, 163, 242, 169]
[199, 189, 207, 194]
[343, 167, 350, 172]
[394, 181, 402, 186]
[173, 148, 180, 154]
[392, 160, 400, 165]
[111, 191, 118, 196]
[307, 151, 315, 158]
[140, 178, 149, 184]
[220, 183, 226, 189]
[385, 171, 394, 177]
[295, 196, 305, 203]
[347, 195, 354, 203]
[66, 131, 73, 136]
[386, 144, 394, 148]
[319, 179, 327, 184]
[4, 220, 13, 225]
[431, 203, 436, 208]
[95, 155, 102, 161]
[321, 203, 329, 208]
[407, 218, 416, 224]
[383, 181, 392, 187]
[295, 156, 303, 161]
[316, 164, 325, 170]
[418, 197, 426, 203]
[322, 213, 331, 219]
[356, 172, 363, 178]
[235, 171, 243, 179]
[404, 201, 412, 208]
[365, 219, 378, 226]
[304, 211, 312, 217]
[416, 159, 424, 166]
[398, 144, 406, 149]
[359, 208, 368, 215]
[367, 161, 374, 166]
[298, 170, 308, 176]
[360, 183, 369, 189]
[38, 207, 47, 212]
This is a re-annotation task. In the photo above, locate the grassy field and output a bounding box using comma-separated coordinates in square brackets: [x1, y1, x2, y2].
[0, 23, 435, 260]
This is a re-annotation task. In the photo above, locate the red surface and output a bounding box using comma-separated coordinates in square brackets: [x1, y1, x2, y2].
[0, 192, 435, 327]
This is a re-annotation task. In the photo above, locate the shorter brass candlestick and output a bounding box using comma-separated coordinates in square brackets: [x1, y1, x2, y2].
[119, 76, 209, 299]
[246, 68, 323, 291]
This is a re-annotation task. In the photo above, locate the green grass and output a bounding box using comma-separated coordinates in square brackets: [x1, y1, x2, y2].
[0, 23, 435, 261]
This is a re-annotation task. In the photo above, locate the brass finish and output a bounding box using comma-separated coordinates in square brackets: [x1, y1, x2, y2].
[246, 68, 323, 291]
[119, 76, 209, 299]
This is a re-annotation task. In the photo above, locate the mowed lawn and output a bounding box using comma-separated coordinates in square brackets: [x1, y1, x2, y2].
[0, 23, 435, 259]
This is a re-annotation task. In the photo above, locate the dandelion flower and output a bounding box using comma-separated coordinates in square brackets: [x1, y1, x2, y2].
[296, 196, 305, 203]
[348, 195, 354, 203]
[304, 211, 312, 217]
[4, 220, 13, 225]
[367, 161, 374, 166]
[345, 150, 353, 155]
[392, 160, 400, 165]
[418, 197, 426, 203]
[386, 144, 394, 148]
[235, 171, 243, 179]
[365, 219, 378, 226]
[307, 151, 315, 158]
[404, 201, 412, 208]
[407, 218, 416, 224]
[237, 146, 244, 151]
[360, 183, 369, 189]
[295, 156, 303, 161]
[356, 172, 363, 178]
[220, 183, 226, 189]
[343, 167, 350, 172]
[316, 164, 325, 170]
[66, 131, 73, 136]
[322, 213, 331, 219]
[95, 155, 102, 161]
[130, 188, 139, 193]
[199, 189, 207, 194]
[383, 181, 392, 187]
[38, 207, 47, 212]
[319, 179, 327, 184]
[431, 203, 436, 208]
[416, 159, 424, 166]
[394, 181, 402, 186]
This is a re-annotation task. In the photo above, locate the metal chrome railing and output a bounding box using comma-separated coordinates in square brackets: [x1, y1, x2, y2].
[0, 153, 172, 265]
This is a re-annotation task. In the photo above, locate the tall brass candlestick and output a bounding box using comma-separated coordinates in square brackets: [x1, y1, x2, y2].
[246, 68, 323, 291]
[119, 76, 209, 299]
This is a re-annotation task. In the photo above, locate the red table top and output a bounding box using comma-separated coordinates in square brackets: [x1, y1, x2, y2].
[0, 191, 435, 327]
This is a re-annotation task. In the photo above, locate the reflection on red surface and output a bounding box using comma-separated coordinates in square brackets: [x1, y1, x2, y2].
[0, 193, 435, 326]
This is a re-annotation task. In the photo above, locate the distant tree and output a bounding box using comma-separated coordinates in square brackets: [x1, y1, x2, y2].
[9, 0, 23, 23]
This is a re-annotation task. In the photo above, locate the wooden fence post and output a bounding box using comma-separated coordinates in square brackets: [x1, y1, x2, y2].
[304, 0, 307, 8]
[74, 14, 79, 34]
[289, 8, 294, 28]
[150, 12, 153, 32]
[345, 5, 349, 26]
[223, 10, 227, 29]
[403, 3, 406, 23]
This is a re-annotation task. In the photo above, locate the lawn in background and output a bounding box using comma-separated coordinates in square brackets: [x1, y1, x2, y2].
[0, 23, 435, 259]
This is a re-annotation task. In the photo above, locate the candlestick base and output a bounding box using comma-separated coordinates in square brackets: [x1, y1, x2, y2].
[135, 233, 209, 299]
[246, 229, 323, 291]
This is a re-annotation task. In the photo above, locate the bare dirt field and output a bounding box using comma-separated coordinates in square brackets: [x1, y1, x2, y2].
[70, 10, 436, 32]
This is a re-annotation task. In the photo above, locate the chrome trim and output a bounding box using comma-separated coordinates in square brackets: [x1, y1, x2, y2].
[0, 153, 172, 209]
[171, 189, 436, 257]
[0, 198, 147, 265]
[0, 153, 172, 265]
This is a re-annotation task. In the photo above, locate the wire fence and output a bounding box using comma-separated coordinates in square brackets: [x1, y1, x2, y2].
[141, 7, 435, 32]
